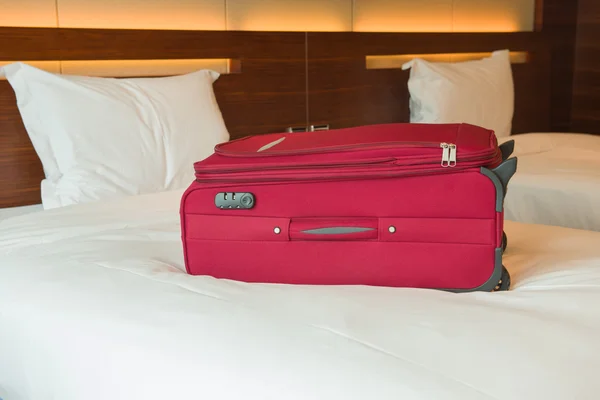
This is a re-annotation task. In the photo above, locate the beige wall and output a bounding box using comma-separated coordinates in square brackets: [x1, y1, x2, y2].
[0, 0, 535, 32]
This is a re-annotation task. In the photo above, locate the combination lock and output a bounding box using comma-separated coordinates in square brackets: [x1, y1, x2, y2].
[215, 192, 255, 209]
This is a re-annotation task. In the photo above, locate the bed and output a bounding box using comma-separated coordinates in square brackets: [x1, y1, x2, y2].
[1, 26, 599, 399]
[1, 189, 600, 400]
[501, 132, 600, 231]
[0, 204, 42, 221]
[3, 189, 600, 399]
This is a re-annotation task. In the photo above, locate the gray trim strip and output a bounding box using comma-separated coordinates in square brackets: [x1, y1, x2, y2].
[302, 227, 375, 235]
[444, 248, 504, 293]
[480, 167, 504, 212]
[499, 140, 515, 161]
[492, 157, 518, 196]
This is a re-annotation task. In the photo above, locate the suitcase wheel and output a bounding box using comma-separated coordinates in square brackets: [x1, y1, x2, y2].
[502, 231, 508, 252]
[493, 266, 511, 292]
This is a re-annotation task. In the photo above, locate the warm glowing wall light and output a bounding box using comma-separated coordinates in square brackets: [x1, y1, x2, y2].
[226, 0, 352, 32]
[352, 0, 534, 33]
[0, 59, 238, 80]
[61, 59, 238, 77]
[452, 0, 535, 32]
[56, 0, 225, 30]
[354, 20, 520, 33]
[0, 0, 58, 27]
[451, 21, 521, 33]
[229, 16, 350, 32]
[366, 52, 528, 70]
[353, 0, 453, 32]
[0, 61, 61, 77]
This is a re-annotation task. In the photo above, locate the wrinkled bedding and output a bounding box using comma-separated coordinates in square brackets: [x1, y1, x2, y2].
[501, 132, 600, 231]
[1, 189, 599, 400]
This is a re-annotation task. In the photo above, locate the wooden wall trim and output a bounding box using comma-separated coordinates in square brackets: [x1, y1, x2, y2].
[0, 27, 305, 61]
[571, 0, 600, 133]
[536, 0, 580, 132]
[535, 0, 545, 32]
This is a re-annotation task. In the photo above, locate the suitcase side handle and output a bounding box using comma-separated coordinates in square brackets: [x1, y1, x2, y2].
[492, 157, 518, 196]
[290, 218, 378, 241]
[480, 156, 518, 212]
[499, 140, 515, 161]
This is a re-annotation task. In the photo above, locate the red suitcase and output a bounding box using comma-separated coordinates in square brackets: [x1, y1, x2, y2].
[180, 123, 517, 292]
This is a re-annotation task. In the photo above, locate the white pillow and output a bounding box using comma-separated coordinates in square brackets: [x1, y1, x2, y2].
[402, 50, 515, 138]
[1, 62, 229, 209]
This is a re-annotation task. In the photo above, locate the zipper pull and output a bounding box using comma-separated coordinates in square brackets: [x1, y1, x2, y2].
[448, 144, 457, 167]
[440, 143, 449, 167]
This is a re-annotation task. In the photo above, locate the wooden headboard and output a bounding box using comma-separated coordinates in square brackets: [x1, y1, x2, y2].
[307, 32, 551, 133]
[0, 27, 551, 209]
[0, 27, 308, 208]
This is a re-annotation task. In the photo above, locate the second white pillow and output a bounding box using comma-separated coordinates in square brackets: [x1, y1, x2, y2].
[402, 50, 515, 138]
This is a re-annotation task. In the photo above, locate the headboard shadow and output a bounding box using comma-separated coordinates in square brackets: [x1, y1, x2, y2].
[0, 27, 551, 209]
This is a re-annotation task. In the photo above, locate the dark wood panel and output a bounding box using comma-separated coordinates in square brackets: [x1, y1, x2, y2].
[0, 28, 307, 208]
[0, 28, 61, 61]
[307, 32, 551, 134]
[0, 83, 45, 208]
[576, 2, 600, 23]
[572, 0, 600, 133]
[0, 27, 304, 61]
[215, 60, 306, 137]
[572, 70, 600, 88]
[537, 0, 580, 132]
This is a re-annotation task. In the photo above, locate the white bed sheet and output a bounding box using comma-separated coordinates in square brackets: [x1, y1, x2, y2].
[0, 204, 43, 221]
[500, 132, 600, 231]
[1, 190, 600, 400]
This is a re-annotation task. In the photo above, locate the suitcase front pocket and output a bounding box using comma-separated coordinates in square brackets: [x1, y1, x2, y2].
[186, 214, 495, 246]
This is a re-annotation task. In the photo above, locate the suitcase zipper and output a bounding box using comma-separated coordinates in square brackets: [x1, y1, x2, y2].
[440, 143, 457, 167]
[449, 144, 457, 167]
[195, 164, 481, 184]
[440, 143, 450, 167]
[196, 142, 499, 178]
[216, 140, 446, 157]
[197, 158, 399, 174]
[194, 152, 501, 183]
